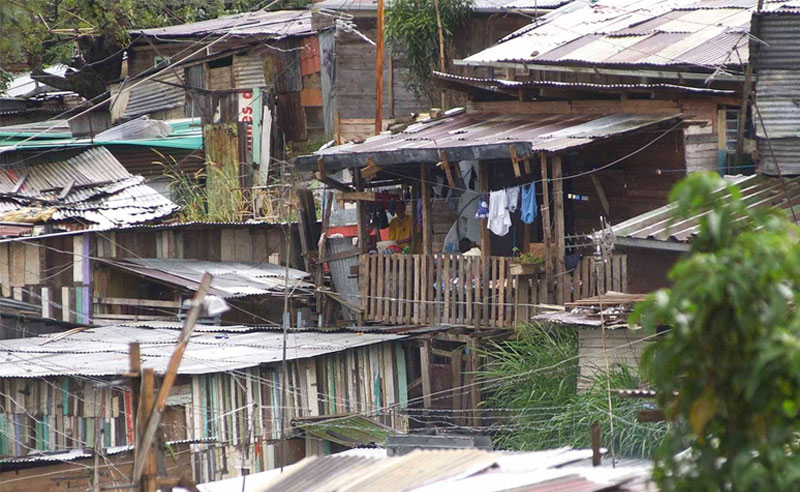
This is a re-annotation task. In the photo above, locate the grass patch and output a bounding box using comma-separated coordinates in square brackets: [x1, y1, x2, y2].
[480, 322, 667, 459]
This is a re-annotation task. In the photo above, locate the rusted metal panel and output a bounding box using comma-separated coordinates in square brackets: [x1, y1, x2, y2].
[296, 109, 681, 171]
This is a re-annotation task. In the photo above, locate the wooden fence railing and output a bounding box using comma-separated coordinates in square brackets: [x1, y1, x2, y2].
[359, 253, 627, 327]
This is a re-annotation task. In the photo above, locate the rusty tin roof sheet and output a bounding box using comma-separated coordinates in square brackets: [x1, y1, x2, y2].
[460, 0, 798, 73]
[295, 109, 681, 171]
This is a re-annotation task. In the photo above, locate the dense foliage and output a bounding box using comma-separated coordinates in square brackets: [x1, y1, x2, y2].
[633, 172, 800, 491]
[480, 323, 666, 458]
[0, 0, 304, 95]
[385, 0, 471, 104]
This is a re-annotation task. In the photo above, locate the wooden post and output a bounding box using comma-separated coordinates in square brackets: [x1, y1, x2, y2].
[133, 274, 212, 484]
[552, 155, 566, 304]
[138, 368, 157, 492]
[354, 169, 369, 254]
[433, 0, 446, 109]
[539, 154, 553, 303]
[479, 162, 490, 328]
[374, 0, 385, 135]
[421, 164, 433, 256]
[591, 421, 602, 467]
[420, 339, 432, 411]
[450, 348, 462, 425]
[469, 339, 481, 428]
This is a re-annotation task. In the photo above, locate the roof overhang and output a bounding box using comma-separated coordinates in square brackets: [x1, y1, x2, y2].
[295, 109, 683, 172]
[453, 60, 746, 83]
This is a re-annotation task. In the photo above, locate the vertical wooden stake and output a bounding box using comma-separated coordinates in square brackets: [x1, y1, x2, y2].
[138, 368, 157, 492]
[552, 155, 566, 305]
[420, 339, 432, 411]
[539, 154, 553, 303]
[479, 162, 490, 328]
[421, 164, 433, 256]
[469, 339, 481, 428]
[374, 0, 385, 135]
[433, 0, 446, 109]
[592, 421, 602, 467]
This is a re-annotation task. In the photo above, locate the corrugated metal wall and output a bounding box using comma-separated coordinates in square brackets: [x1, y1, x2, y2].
[233, 52, 267, 89]
[753, 13, 800, 173]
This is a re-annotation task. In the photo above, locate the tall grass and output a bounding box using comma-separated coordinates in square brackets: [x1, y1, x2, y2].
[480, 323, 667, 459]
[156, 154, 251, 222]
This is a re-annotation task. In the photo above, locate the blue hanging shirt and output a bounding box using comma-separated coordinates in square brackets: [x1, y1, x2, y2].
[521, 183, 538, 224]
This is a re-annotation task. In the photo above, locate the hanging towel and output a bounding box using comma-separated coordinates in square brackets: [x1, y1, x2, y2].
[521, 183, 538, 224]
[505, 186, 520, 213]
[475, 193, 489, 219]
[488, 190, 512, 236]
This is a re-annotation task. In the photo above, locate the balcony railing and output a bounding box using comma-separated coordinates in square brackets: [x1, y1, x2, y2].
[359, 253, 627, 327]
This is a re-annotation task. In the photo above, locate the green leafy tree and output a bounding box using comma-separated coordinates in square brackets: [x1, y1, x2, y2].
[0, 0, 262, 96]
[385, 0, 471, 104]
[633, 172, 800, 491]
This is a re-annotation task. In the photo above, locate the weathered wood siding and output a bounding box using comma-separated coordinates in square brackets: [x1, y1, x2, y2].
[578, 328, 650, 392]
[0, 340, 408, 482]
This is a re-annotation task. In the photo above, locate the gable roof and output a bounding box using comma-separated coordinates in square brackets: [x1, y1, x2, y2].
[459, 0, 800, 76]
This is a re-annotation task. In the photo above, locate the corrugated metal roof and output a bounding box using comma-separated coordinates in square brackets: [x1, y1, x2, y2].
[251, 447, 651, 492]
[434, 70, 736, 95]
[295, 109, 681, 171]
[460, 0, 797, 73]
[0, 323, 406, 378]
[313, 0, 569, 13]
[104, 258, 312, 298]
[132, 10, 314, 39]
[610, 174, 800, 247]
[0, 147, 177, 228]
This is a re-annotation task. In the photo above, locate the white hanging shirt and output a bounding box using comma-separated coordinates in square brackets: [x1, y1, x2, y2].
[487, 189, 512, 236]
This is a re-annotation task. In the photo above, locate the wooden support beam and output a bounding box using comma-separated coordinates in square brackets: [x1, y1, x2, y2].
[421, 164, 433, 256]
[337, 191, 377, 206]
[317, 158, 326, 181]
[420, 339, 432, 410]
[58, 179, 75, 200]
[552, 155, 566, 305]
[94, 297, 181, 308]
[315, 173, 354, 193]
[375, 0, 385, 135]
[589, 174, 610, 217]
[478, 162, 490, 328]
[539, 154, 553, 302]
[509, 146, 522, 178]
[437, 150, 454, 187]
[523, 158, 532, 175]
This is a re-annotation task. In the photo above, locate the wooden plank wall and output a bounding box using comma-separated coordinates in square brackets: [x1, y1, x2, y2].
[577, 328, 650, 392]
[0, 378, 134, 456]
[0, 442, 195, 492]
[0, 340, 407, 480]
